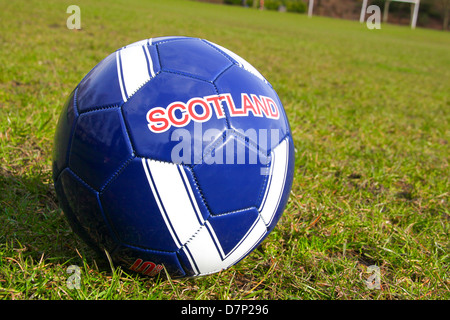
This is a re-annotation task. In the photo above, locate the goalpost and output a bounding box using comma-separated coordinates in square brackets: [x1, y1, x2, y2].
[360, 0, 421, 29]
[308, 0, 314, 17]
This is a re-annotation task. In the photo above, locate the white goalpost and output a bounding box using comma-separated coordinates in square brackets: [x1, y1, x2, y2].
[308, 0, 314, 17]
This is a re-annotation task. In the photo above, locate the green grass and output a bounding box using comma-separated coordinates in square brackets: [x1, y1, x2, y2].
[0, 0, 449, 300]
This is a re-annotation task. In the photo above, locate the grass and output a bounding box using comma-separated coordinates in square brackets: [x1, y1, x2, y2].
[0, 0, 449, 300]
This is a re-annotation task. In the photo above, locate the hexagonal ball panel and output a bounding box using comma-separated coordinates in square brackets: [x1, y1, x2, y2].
[69, 108, 133, 191]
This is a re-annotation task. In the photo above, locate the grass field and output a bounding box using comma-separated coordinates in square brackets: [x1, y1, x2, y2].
[0, 0, 448, 300]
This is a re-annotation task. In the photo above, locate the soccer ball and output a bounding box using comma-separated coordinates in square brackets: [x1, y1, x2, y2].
[52, 36, 294, 278]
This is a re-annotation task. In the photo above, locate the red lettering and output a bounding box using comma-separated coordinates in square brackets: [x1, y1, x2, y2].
[242, 93, 261, 117]
[263, 97, 279, 119]
[252, 95, 269, 118]
[223, 93, 244, 116]
[129, 258, 164, 276]
[146, 264, 164, 276]
[205, 95, 226, 118]
[146, 93, 281, 133]
[138, 261, 156, 274]
[167, 102, 189, 127]
[188, 97, 211, 122]
[130, 259, 143, 271]
[147, 107, 170, 133]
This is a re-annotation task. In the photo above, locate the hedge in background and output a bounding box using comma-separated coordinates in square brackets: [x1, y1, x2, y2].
[225, 0, 307, 14]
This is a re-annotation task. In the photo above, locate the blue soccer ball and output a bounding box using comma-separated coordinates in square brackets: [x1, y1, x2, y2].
[52, 36, 295, 278]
